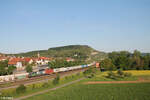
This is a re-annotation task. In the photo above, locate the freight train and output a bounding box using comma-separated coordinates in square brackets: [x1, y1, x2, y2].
[0, 63, 95, 82]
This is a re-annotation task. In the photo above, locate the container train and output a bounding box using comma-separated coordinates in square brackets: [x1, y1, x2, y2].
[0, 63, 95, 82]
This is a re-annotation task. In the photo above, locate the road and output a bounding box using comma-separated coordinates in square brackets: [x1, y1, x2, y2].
[14, 78, 85, 100]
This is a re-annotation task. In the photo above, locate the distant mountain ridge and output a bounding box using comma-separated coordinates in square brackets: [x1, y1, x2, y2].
[6, 45, 107, 60]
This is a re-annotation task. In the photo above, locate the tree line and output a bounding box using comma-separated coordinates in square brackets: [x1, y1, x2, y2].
[48, 59, 87, 69]
[100, 50, 150, 70]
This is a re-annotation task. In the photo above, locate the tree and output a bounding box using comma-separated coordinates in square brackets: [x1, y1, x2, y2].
[101, 58, 115, 71]
[7, 65, 16, 75]
[0, 60, 8, 75]
[25, 65, 33, 73]
[133, 50, 141, 58]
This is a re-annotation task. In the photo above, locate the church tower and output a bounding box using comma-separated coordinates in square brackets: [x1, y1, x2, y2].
[37, 52, 40, 58]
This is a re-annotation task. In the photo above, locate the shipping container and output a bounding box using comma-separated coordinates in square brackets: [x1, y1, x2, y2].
[29, 72, 37, 77]
[53, 68, 61, 73]
[81, 65, 86, 68]
[59, 68, 68, 72]
[45, 69, 54, 74]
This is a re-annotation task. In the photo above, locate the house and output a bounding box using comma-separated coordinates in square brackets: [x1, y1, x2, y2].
[23, 57, 33, 64]
[66, 58, 75, 62]
[34, 57, 51, 65]
[8, 58, 23, 70]
[0, 57, 7, 61]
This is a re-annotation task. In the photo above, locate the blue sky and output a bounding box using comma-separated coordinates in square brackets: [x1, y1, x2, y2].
[0, 0, 150, 53]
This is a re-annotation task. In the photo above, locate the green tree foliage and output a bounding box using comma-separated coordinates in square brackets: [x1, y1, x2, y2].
[7, 45, 107, 61]
[7, 65, 16, 75]
[16, 84, 26, 94]
[0, 60, 16, 75]
[100, 58, 115, 71]
[83, 67, 97, 78]
[48, 59, 87, 69]
[107, 50, 150, 70]
[106, 70, 132, 80]
[25, 65, 33, 73]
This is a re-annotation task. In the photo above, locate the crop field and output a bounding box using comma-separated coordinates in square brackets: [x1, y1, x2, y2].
[24, 70, 150, 100]
[25, 82, 150, 100]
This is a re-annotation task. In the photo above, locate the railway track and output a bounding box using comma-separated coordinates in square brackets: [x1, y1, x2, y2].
[0, 68, 88, 90]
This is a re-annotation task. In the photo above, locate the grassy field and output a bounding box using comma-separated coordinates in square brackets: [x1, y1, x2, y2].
[25, 82, 150, 100]
[23, 70, 150, 100]
[0, 72, 84, 98]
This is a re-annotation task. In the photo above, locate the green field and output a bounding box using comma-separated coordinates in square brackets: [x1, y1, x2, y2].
[24, 70, 150, 100]
[25, 82, 150, 100]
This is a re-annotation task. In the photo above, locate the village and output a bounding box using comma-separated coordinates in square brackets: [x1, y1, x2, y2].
[0, 53, 75, 75]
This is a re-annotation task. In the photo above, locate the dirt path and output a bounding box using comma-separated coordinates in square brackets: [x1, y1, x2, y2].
[84, 79, 150, 85]
[14, 78, 84, 100]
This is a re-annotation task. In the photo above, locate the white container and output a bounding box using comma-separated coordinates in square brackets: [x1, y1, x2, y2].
[54, 68, 61, 73]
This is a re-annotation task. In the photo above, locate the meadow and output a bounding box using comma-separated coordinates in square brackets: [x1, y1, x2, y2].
[25, 83, 150, 100]
[0, 72, 84, 98]
[24, 70, 150, 100]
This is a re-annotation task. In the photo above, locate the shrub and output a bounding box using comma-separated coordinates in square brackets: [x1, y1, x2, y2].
[117, 69, 124, 76]
[71, 75, 74, 79]
[83, 67, 97, 77]
[53, 74, 60, 85]
[42, 82, 49, 88]
[65, 76, 69, 80]
[32, 84, 36, 89]
[107, 71, 117, 80]
[124, 72, 132, 77]
[16, 84, 26, 94]
[87, 74, 95, 78]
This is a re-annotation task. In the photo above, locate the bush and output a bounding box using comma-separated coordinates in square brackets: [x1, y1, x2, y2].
[87, 74, 95, 78]
[65, 76, 69, 80]
[124, 72, 132, 77]
[117, 69, 124, 76]
[16, 84, 26, 94]
[53, 74, 60, 85]
[32, 84, 36, 89]
[107, 71, 117, 80]
[83, 67, 97, 77]
[71, 75, 74, 79]
[106, 70, 132, 80]
[42, 82, 49, 88]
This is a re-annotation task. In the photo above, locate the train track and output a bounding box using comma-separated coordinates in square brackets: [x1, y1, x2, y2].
[0, 68, 88, 90]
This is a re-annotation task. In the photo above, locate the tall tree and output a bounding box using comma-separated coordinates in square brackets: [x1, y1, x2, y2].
[25, 65, 33, 73]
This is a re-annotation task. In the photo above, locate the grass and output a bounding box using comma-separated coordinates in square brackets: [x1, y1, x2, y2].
[1, 70, 150, 100]
[0, 72, 84, 98]
[24, 82, 150, 100]
[84, 70, 150, 82]
[23, 70, 150, 100]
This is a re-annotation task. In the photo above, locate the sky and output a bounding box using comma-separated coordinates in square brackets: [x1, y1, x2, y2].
[0, 0, 150, 53]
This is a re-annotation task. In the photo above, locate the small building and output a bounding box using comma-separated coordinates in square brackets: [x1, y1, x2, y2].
[66, 58, 75, 62]
[8, 58, 23, 70]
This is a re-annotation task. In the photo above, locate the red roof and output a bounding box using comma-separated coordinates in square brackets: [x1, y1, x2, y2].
[23, 58, 32, 62]
[39, 57, 49, 60]
[8, 58, 23, 65]
[8, 61, 17, 65]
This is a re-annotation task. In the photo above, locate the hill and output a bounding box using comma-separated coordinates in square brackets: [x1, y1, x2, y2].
[7, 45, 107, 60]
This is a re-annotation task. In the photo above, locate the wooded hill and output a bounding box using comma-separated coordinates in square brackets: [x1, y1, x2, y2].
[7, 45, 107, 60]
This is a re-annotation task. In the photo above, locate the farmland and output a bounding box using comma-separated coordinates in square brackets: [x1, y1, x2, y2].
[23, 70, 150, 100]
